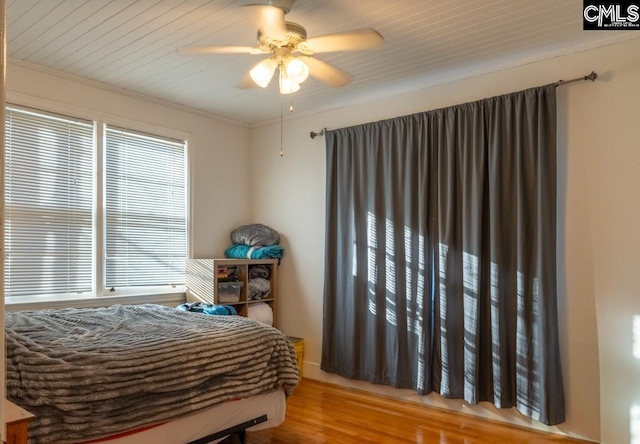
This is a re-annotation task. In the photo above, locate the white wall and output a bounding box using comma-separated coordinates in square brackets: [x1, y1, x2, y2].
[5, 35, 640, 444]
[6, 63, 252, 260]
[249, 37, 640, 444]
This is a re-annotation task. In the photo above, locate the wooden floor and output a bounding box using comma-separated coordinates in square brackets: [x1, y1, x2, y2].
[225, 379, 593, 444]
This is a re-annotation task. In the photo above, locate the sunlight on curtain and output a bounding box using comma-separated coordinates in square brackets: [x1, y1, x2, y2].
[384, 217, 398, 325]
[385, 298, 398, 326]
[405, 225, 413, 298]
[439, 242, 450, 392]
[367, 211, 377, 284]
[516, 271, 542, 421]
[408, 225, 424, 335]
[416, 251, 427, 391]
[463, 251, 479, 401]
[490, 261, 502, 400]
[366, 211, 378, 317]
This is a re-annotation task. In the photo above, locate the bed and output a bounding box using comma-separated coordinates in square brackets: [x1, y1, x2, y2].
[4, 304, 299, 444]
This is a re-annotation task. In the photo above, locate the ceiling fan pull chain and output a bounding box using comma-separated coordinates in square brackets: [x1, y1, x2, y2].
[280, 100, 284, 157]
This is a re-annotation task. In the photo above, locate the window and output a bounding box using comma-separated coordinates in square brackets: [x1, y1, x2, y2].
[3, 105, 188, 301]
[4, 106, 94, 298]
[105, 126, 187, 290]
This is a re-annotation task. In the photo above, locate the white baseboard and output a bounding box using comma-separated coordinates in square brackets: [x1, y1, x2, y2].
[301, 361, 582, 440]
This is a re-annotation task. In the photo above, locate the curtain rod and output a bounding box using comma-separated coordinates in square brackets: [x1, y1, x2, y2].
[309, 71, 598, 139]
[554, 71, 597, 87]
[310, 128, 326, 139]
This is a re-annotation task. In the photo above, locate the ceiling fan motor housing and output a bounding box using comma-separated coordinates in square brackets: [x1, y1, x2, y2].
[258, 22, 307, 50]
[241, 0, 295, 13]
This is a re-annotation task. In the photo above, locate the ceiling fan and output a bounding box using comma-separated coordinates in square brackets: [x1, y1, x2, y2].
[177, 0, 384, 94]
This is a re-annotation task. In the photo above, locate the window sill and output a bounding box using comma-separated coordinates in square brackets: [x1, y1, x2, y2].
[5, 288, 186, 312]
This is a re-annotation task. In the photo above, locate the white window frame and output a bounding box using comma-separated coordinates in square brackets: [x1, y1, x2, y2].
[4, 104, 95, 299]
[4, 95, 191, 307]
[102, 123, 188, 297]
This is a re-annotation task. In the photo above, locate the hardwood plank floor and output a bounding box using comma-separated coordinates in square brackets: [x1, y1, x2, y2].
[226, 379, 594, 444]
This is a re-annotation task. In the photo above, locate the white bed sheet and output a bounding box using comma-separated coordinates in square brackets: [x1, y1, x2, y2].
[91, 388, 286, 444]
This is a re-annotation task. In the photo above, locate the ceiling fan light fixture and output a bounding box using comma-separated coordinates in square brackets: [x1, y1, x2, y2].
[278, 69, 300, 94]
[178, 2, 384, 95]
[284, 56, 309, 84]
[250, 58, 278, 88]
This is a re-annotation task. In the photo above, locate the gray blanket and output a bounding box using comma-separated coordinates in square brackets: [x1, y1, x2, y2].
[230, 223, 280, 247]
[5, 304, 299, 444]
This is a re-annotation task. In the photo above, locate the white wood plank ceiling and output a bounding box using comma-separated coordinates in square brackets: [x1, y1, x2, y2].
[6, 0, 639, 126]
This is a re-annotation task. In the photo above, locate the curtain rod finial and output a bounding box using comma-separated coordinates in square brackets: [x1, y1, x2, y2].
[310, 128, 327, 139]
[555, 71, 598, 87]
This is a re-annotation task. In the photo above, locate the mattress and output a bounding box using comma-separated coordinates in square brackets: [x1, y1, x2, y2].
[5, 304, 299, 444]
[88, 388, 286, 444]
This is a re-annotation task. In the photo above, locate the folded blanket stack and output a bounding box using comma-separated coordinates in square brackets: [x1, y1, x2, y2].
[224, 244, 284, 262]
[225, 223, 284, 264]
[225, 224, 283, 321]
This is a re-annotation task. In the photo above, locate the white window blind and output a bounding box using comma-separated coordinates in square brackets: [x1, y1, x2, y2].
[105, 125, 187, 289]
[4, 106, 94, 298]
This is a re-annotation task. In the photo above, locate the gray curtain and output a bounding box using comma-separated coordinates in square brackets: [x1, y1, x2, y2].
[322, 84, 564, 425]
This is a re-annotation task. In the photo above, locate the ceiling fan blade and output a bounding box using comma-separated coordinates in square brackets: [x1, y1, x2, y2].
[177, 45, 263, 55]
[247, 5, 288, 41]
[301, 29, 384, 54]
[301, 56, 351, 87]
[236, 72, 258, 89]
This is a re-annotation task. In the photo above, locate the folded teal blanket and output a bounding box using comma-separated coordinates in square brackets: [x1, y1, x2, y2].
[225, 244, 284, 262]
